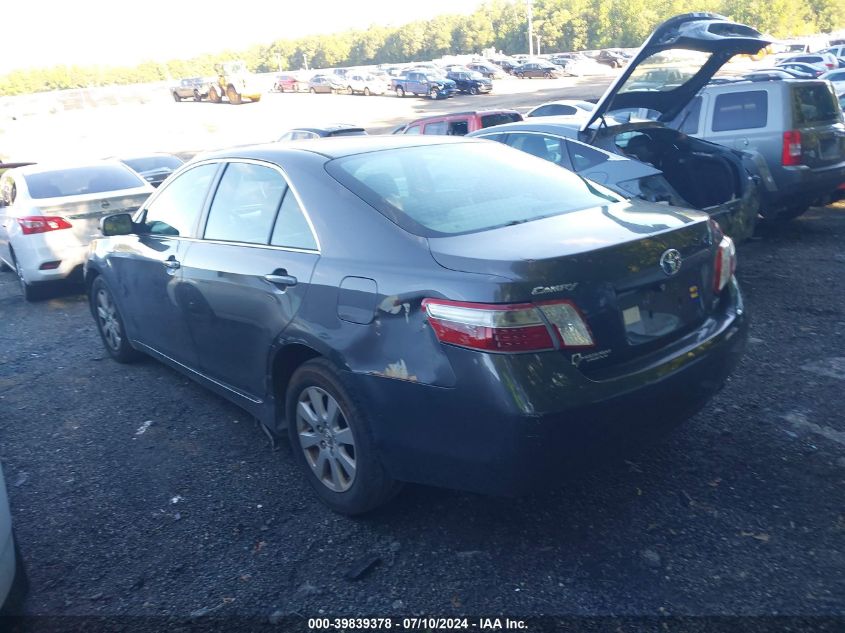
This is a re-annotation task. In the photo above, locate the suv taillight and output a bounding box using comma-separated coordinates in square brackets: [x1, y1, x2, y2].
[422, 298, 594, 353]
[782, 130, 802, 166]
[713, 235, 737, 294]
[17, 216, 72, 235]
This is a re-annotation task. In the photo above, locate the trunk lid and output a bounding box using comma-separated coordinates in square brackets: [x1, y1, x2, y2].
[428, 200, 719, 372]
[581, 13, 770, 134]
[35, 189, 151, 242]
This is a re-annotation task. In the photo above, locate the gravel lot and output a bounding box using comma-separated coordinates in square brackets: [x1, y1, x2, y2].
[0, 202, 844, 631]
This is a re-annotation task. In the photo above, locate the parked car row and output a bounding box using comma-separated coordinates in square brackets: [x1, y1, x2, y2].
[2, 14, 842, 520]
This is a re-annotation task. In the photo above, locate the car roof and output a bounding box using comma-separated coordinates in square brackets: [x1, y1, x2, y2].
[294, 124, 363, 134]
[404, 110, 520, 125]
[201, 135, 481, 161]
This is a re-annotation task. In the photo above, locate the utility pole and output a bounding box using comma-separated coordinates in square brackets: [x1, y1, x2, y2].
[536, 35, 542, 56]
[527, 0, 534, 57]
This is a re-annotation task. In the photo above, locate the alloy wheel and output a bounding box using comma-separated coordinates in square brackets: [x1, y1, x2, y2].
[296, 386, 357, 492]
[96, 287, 122, 351]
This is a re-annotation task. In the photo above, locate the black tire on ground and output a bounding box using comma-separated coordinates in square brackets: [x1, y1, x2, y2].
[208, 86, 221, 103]
[363, 87, 370, 96]
[172, 92, 181, 102]
[0, 538, 28, 616]
[286, 358, 402, 515]
[396, 86, 405, 97]
[429, 87, 440, 100]
[544, 71, 552, 78]
[516, 72, 524, 78]
[193, 90, 202, 102]
[226, 85, 242, 105]
[11, 251, 43, 302]
[310, 87, 317, 94]
[90, 276, 141, 363]
[469, 86, 479, 95]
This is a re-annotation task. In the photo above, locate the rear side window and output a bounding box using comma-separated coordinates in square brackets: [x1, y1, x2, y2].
[674, 96, 702, 134]
[204, 163, 287, 244]
[507, 133, 567, 166]
[123, 156, 183, 173]
[565, 140, 608, 171]
[270, 191, 318, 251]
[792, 84, 841, 125]
[447, 120, 469, 136]
[423, 121, 448, 135]
[712, 91, 768, 131]
[24, 165, 146, 199]
[481, 112, 521, 128]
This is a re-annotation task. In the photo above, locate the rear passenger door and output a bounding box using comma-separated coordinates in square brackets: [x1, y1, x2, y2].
[180, 160, 320, 400]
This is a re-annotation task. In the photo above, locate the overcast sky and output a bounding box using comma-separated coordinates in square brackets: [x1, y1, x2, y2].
[2, 0, 484, 73]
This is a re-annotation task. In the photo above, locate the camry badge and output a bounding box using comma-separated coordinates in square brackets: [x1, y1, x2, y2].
[659, 249, 682, 276]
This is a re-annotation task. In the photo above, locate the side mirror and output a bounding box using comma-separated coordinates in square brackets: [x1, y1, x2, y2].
[100, 213, 134, 236]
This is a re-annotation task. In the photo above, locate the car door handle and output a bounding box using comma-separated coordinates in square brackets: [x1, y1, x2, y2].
[163, 259, 181, 270]
[264, 273, 297, 287]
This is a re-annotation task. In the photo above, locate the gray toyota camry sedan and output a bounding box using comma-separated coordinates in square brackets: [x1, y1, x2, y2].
[85, 136, 747, 514]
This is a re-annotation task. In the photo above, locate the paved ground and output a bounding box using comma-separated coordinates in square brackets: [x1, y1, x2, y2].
[0, 76, 614, 163]
[1, 203, 844, 630]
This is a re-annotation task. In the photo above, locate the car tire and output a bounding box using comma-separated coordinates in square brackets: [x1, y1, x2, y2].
[774, 206, 809, 222]
[193, 90, 202, 102]
[11, 251, 43, 302]
[226, 85, 242, 105]
[429, 87, 440, 100]
[469, 86, 479, 95]
[363, 87, 370, 96]
[516, 72, 524, 79]
[172, 92, 181, 102]
[396, 86, 405, 97]
[0, 537, 28, 617]
[90, 276, 141, 363]
[309, 87, 317, 94]
[544, 71, 552, 78]
[208, 86, 221, 103]
[286, 358, 402, 515]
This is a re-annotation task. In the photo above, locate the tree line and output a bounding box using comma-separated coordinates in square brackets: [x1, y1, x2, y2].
[1, 0, 842, 96]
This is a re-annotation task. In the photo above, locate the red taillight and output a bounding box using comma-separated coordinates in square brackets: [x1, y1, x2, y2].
[713, 235, 736, 294]
[422, 298, 594, 353]
[782, 130, 802, 166]
[17, 216, 72, 235]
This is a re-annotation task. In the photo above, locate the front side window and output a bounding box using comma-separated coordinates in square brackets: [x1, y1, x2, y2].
[403, 125, 421, 135]
[142, 163, 217, 237]
[712, 90, 768, 131]
[423, 121, 448, 135]
[204, 162, 287, 244]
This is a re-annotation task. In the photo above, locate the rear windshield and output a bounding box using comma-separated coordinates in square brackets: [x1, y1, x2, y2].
[24, 165, 145, 199]
[481, 112, 522, 128]
[620, 50, 711, 93]
[326, 142, 620, 237]
[123, 156, 183, 173]
[792, 84, 841, 126]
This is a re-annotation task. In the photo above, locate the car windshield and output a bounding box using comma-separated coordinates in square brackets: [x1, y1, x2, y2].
[123, 156, 183, 172]
[326, 143, 620, 237]
[24, 165, 145, 199]
[620, 50, 712, 93]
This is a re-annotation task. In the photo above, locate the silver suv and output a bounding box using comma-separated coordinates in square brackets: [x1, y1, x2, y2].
[670, 78, 845, 220]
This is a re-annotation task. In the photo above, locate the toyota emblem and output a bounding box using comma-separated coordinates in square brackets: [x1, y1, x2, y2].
[659, 249, 682, 276]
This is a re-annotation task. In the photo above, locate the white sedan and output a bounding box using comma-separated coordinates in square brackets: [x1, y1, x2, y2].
[0, 161, 153, 300]
[344, 73, 390, 96]
[0, 462, 25, 615]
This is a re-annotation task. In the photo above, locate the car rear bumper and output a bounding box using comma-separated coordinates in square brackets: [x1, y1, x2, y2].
[763, 161, 845, 212]
[351, 280, 747, 495]
[15, 238, 88, 283]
